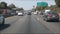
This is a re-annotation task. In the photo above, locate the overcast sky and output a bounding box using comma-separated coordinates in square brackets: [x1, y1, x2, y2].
[0, 0, 56, 10]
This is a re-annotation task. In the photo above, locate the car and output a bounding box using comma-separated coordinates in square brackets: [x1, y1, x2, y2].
[39, 11, 44, 15]
[11, 13, 16, 16]
[33, 12, 37, 15]
[45, 10, 51, 13]
[17, 12, 23, 16]
[27, 12, 31, 15]
[0, 14, 5, 25]
[43, 11, 59, 22]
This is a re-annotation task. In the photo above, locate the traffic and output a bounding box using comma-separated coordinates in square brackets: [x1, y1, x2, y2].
[0, 0, 60, 34]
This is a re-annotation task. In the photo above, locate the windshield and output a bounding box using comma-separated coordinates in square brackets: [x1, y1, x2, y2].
[48, 11, 57, 15]
[0, 0, 60, 34]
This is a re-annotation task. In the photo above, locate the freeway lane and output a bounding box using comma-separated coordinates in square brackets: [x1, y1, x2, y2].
[1, 15, 54, 34]
[5, 16, 24, 24]
[0, 15, 27, 32]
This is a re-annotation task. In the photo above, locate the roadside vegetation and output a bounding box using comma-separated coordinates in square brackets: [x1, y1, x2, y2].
[49, 0, 60, 13]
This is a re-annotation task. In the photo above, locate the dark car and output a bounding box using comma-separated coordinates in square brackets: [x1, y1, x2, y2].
[43, 11, 59, 22]
[39, 11, 44, 15]
[27, 12, 31, 15]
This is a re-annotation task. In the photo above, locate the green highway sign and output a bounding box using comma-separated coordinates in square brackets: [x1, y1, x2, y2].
[37, 2, 48, 7]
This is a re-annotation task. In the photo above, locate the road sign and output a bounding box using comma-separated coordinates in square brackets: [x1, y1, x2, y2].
[37, 2, 48, 7]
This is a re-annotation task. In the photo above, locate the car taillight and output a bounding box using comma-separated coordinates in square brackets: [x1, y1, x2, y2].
[48, 14, 52, 17]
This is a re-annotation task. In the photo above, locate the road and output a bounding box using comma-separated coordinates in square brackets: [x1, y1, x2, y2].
[0, 14, 60, 34]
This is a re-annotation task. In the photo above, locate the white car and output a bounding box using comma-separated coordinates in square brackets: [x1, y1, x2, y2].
[45, 10, 51, 13]
[33, 12, 37, 15]
[0, 14, 5, 25]
[17, 12, 23, 16]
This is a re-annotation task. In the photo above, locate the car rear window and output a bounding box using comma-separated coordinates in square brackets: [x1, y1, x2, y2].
[47, 12, 57, 15]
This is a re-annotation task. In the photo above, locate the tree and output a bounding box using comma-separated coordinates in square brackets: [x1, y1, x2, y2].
[55, 0, 60, 7]
[20, 8, 24, 10]
[36, 6, 41, 11]
[0, 2, 7, 14]
[36, 6, 45, 11]
[16, 8, 24, 11]
[0, 2, 7, 8]
[8, 4, 16, 8]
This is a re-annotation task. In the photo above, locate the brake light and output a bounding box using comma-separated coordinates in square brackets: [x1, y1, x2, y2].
[48, 14, 52, 17]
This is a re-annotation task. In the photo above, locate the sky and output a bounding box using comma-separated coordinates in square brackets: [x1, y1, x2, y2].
[0, 0, 56, 10]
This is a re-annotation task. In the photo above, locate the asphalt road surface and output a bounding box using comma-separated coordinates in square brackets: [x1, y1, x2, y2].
[0, 14, 60, 34]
